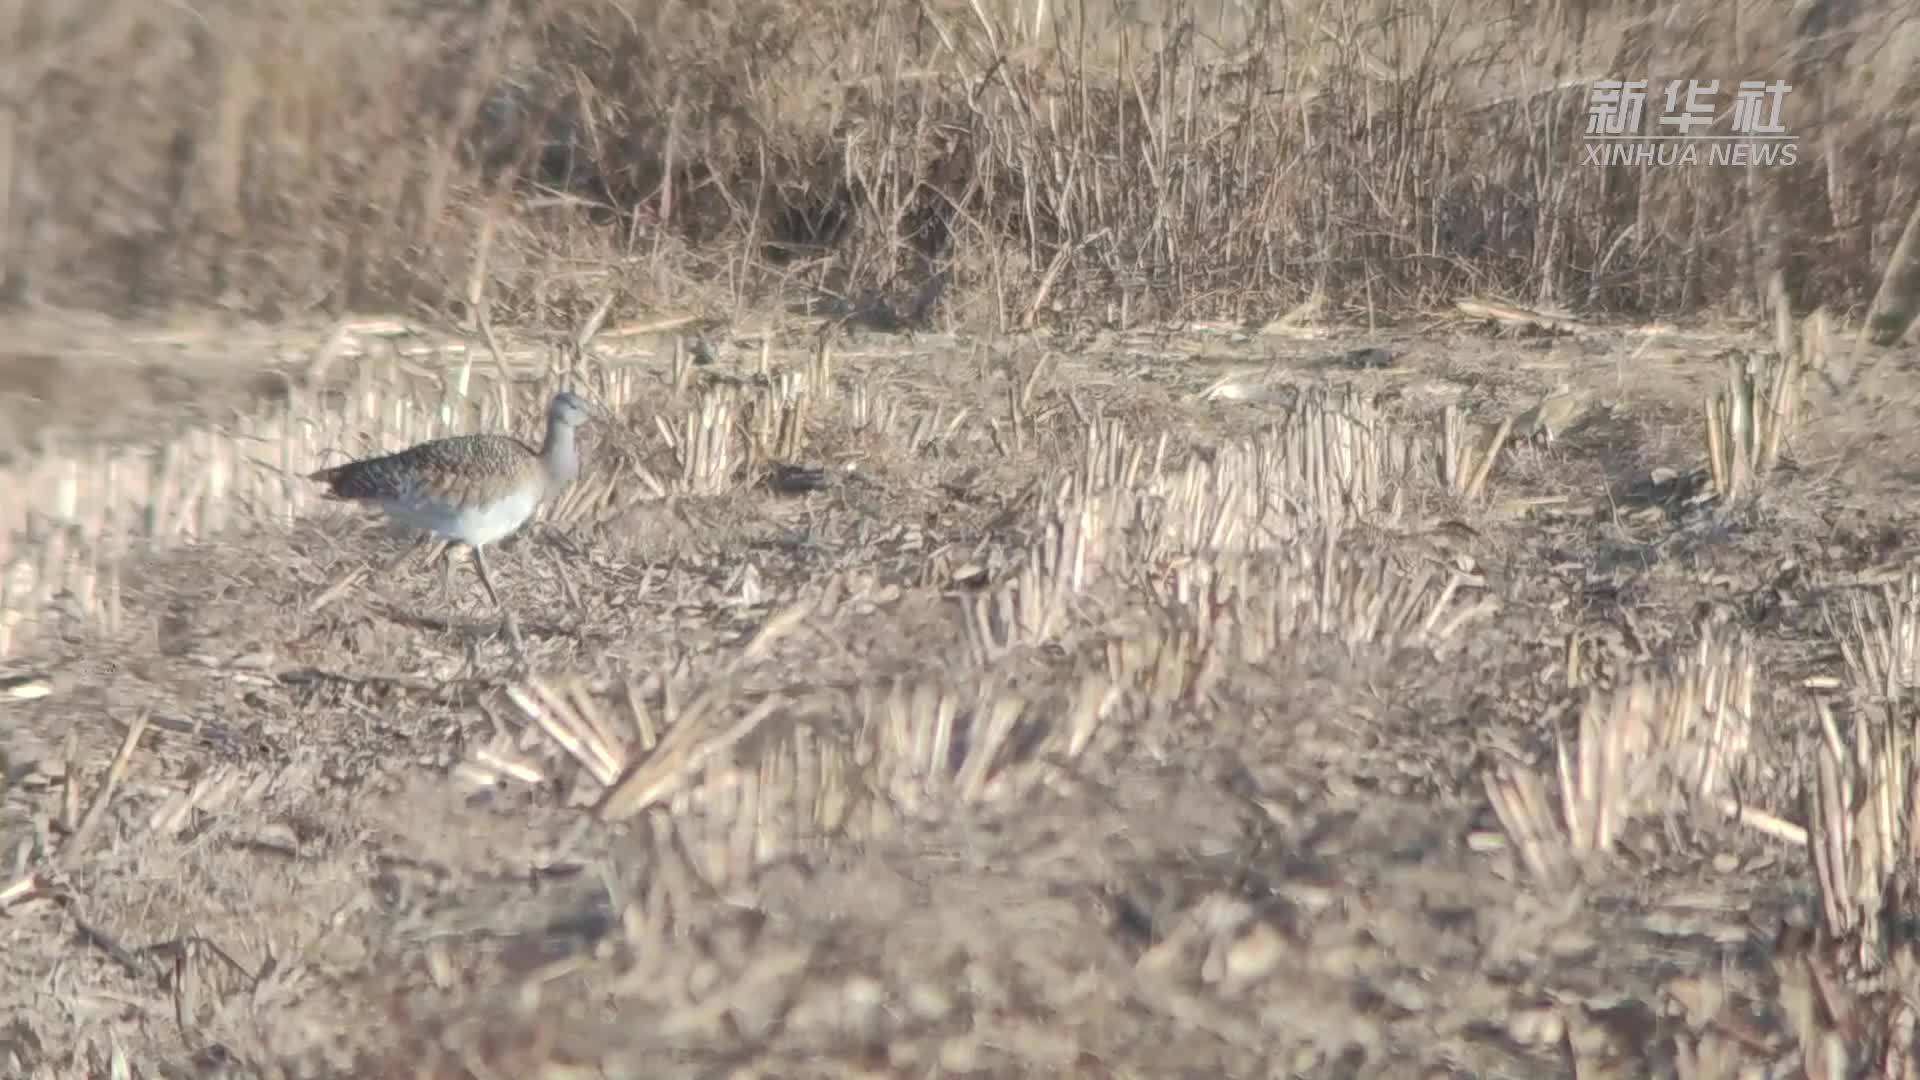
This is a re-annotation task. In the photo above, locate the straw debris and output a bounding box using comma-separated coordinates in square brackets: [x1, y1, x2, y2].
[1487, 631, 1761, 886]
[1703, 345, 1802, 501]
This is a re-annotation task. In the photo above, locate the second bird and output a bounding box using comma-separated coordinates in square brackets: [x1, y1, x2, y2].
[307, 390, 593, 610]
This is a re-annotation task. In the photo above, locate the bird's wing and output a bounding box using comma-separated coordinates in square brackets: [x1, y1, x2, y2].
[310, 435, 537, 502]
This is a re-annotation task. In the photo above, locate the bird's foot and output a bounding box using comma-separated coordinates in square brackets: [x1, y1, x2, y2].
[501, 611, 528, 668]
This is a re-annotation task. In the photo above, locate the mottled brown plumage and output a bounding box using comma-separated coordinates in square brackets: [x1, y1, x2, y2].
[308, 391, 592, 607]
[310, 432, 539, 509]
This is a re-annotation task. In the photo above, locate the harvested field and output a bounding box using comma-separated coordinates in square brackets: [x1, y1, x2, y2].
[7, 307, 1920, 1078]
[9, 0, 1920, 1073]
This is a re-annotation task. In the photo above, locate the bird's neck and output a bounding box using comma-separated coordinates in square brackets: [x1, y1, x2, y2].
[538, 417, 581, 494]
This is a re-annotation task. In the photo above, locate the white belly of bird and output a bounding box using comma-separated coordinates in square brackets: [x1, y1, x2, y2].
[385, 488, 540, 548]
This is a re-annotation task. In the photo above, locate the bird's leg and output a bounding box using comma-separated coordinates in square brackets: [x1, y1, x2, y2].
[438, 544, 457, 606]
[469, 545, 504, 609]
[470, 545, 526, 659]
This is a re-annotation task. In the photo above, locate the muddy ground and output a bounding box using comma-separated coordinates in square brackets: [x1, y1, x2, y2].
[5, 306, 1920, 1078]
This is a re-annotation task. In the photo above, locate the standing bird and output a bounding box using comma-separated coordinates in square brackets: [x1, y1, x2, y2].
[307, 390, 594, 612]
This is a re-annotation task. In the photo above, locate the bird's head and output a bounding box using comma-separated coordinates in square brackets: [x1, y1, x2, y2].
[549, 390, 595, 429]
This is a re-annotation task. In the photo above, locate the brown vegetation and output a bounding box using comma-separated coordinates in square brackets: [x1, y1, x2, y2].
[10, 0, 1920, 1077]
[6, 0, 1920, 328]
[3, 315, 1920, 1075]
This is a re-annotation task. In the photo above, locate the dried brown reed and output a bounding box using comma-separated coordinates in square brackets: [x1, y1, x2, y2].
[1809, 573, 1920, 967]
[1703, 343, 1802, 501]
[8, 0, 1916, 326]
[960, 384, 1439, 660]
[1805, 698, 1914, 961]
[1157, 537, 1496, 660]
[1486, 630, 1768, 886]
[1440, 404, 1512, 501]
[1825, 572, 1920, 702]
[486, 654, 1137, 891]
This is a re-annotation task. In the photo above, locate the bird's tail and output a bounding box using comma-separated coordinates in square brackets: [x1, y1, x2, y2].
[303, 463, 351, 497]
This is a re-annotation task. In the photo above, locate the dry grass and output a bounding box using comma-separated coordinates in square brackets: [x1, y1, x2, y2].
[6, 0, 1920, 328]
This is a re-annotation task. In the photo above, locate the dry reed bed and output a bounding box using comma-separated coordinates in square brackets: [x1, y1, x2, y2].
[1463, 564, 1920, 1075]
[479, 375, 1498, 859]
[0, 324, 621, 655]
[14, 316, 1920, 1074]
[492, 516, 1504, 888]
[1814, 574, 1920, 958]
[0, 323, 1453, 661]
[9, 354, 1489, 847]
[0, 309, 1783, 837]
[331, 374, 1523, 1076]
[0, 323, 841, 658]
[1484, 630, 1768, 887]
[1468, 601, 1920, 1077]
[10, 1, 1920, 329]
[388, 363, 1920, 1075]
[1740, 572, 1920, 1076]
[5, 334, 1504, 1074]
